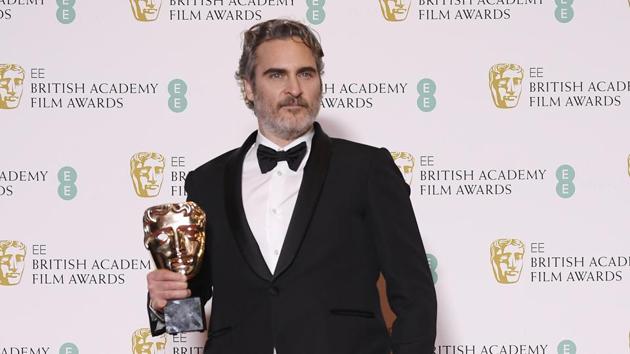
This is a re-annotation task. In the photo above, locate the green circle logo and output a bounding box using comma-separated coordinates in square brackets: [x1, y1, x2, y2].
[168, 79, 187, 96]
[426, 254, 438, 284]
[168, 79, 188, 113]
[58, 167, 77, 183]
[555, 7, 574, 23]
[556, 164, 575, 181]
[557, 339, 576, 354]
[58, 166, 78, 200]
[59, 342, 79, 354]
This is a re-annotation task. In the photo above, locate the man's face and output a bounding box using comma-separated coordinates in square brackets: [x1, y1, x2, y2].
[244, 38, 322, 142]
[131, 156, 164, 197]
[0, 245, 26, 286]
[130, 0, 161, 21]
[132, 329, 166, 354]
[0, 69, 25, 109]
[145, 209, 204, 277]
[394, 158, 414, 185]
[492, 243, 524, 283]
[491, 68, 523, 108]
[379, 0, 410, 21]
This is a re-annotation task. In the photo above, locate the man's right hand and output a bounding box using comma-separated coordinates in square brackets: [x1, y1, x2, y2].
[147, 269, 191, 312]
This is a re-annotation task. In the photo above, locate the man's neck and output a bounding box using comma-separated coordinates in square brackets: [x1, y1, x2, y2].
[258, 125, 314, 148]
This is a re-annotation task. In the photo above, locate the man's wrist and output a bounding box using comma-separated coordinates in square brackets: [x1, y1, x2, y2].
[148, 299, 165, 322]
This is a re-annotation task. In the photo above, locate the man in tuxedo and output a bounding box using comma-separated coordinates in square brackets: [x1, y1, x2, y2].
[146, 19, 437, 354]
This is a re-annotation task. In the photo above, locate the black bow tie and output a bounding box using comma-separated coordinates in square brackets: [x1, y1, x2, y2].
[257, 142, 307, 173]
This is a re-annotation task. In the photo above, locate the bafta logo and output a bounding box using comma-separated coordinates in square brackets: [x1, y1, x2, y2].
[0, 64, 25, 110]
[131, 152, 165, 198]
[378, 0, 410, 21]
[390, 151, 415, 185]
[130, 0, 162, 22]
[0, 240, 26, 286]
[490, 238, 525, 284]
[132, 328, 166, 354]
[489, 63, 524, 109]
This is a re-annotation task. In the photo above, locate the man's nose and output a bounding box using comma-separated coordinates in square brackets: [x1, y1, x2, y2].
[285, 75, 303, 98]
[147, 0, 155, 7]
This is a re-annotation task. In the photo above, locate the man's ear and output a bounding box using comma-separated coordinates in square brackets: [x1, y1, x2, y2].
[244, 79, 254, 103]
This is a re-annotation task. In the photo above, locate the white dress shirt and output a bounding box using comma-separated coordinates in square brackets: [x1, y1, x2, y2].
[241, 128, 314, 274]
[241, 129, 314, 354]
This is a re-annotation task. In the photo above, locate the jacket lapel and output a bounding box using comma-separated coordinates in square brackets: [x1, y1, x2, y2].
[274, 122, 332, 279]
[224, 130, 274, 281]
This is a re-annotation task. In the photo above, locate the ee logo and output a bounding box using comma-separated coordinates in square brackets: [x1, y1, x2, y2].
[306, 0, 325, 25]
[417, 78, 436, 112]
[168, 79, 188, 113]
[555, 0, 574, 23]
[556, 164, 575, 198]
[58, 167, 77, 201]
[557, 339, 576, 354]
[56, 0, 76, 24]
[426, 254, 438, 284]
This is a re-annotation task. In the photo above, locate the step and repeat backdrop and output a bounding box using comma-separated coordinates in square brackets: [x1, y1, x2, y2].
[1, 0, 629, 353]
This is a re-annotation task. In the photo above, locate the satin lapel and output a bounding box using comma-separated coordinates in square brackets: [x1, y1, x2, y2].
[224, 130, 273, 281]
[274, 122, 332, 279]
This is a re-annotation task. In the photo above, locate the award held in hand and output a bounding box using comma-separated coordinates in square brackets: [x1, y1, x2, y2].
[143, 201, 207, 334]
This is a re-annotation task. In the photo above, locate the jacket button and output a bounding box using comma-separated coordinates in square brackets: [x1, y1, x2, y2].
[269, 286, 279, 296]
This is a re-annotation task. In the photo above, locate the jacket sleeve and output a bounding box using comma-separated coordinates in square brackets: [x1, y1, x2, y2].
[366, 148, 437, 354]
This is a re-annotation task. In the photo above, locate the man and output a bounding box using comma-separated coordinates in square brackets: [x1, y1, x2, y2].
[0, 64, 25, 110]
[146, 19, 436, 354]
[489, 63, 524, 109]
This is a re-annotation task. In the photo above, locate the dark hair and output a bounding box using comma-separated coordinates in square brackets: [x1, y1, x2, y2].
[236, 19, 325, 109]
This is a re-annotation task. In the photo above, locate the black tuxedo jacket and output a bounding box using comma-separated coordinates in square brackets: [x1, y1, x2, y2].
[150, 123, 436, 354]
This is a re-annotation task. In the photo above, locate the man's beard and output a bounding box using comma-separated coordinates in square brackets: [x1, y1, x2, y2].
[254, 94, 320, 142]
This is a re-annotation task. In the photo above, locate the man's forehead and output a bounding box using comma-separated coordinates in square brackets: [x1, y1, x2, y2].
[254, 38, 317, 70]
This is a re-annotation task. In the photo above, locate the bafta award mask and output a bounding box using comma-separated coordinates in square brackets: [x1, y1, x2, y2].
[130, 0, 162, 22]
[489, 63, 524, 109]
[143, 202, 206, 279]
[0, 240, 26, 286]
[378, 0, 411, 21]
[0, 64, 25, 110]
[131, 328, 166, 354]
[131, 152, 165, 198]
[391, 151, 415, 185]
[490, 238, 525, 284]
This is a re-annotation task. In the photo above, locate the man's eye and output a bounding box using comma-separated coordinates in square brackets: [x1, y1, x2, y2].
[0, 79, 8, 87]
[298, 71, 313, 79]
[15, 79, 23, 86]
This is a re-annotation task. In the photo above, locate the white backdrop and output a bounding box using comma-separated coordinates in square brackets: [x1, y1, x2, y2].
[1, 1, 629, 353]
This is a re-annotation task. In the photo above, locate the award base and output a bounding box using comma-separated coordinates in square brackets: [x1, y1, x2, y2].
[165, 297, 206, 334]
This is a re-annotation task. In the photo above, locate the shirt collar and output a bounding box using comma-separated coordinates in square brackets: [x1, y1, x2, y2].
[253, 126, 315, 171]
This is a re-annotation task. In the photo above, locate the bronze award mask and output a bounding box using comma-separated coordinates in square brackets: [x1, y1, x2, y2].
[143, 201, 206, 334]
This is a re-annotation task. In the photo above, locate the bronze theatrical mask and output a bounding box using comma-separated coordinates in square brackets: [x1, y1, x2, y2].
[143, 202, 206, 279]
[143, 201, 207, 333]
